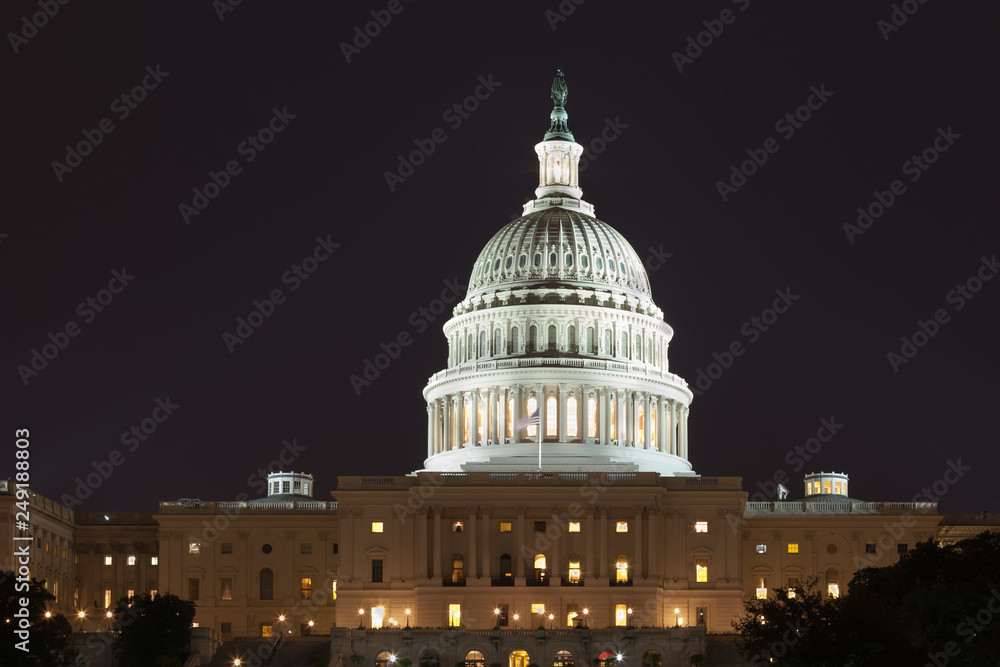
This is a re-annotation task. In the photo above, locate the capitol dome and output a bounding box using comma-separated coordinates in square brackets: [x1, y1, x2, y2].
[467, 207, 653, 306]
[421, 71, 694, 476]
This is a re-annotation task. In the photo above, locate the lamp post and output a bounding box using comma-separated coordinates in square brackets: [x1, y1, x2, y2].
[513, 613, 519, 629]
[548, 613, 554, 629]
[493, 608, 500, 628]
[626, 608, 632, 628]
[673, 608, 679, 628]
[582, 608, 589, 628]
[405, 608, 411, 628]
[106, 611, 113, 632]
[359, 608, 365, 629]
[77, 611, 85, 633]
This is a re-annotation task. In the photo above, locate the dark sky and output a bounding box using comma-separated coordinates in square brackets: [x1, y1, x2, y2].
[3, 1, 998, 514]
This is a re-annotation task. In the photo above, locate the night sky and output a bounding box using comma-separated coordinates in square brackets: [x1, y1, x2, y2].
[3, 2, 998, 515]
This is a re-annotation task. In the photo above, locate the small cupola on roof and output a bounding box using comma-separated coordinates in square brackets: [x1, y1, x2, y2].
[264, 471, 314, 498]
[804, 471, 849, 498]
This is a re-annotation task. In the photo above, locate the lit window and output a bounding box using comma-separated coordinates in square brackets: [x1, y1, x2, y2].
[151, 556, 159, 566]
[448, 603, 461, 627]
[104, 556, 112, 566]
[696, 559, 708, 583]
[62, 549, 67, 560]
[371, 522, 384, 533]
[833, 481, 842, 495]
[615, 603, 627, 627]
[828, 583, 840, 598]
[526, 397, 538, 437]
[499, 521, 512, 533]
[127, 556, 136, 566]
[756, 576, 767, 599]
[531, 603, 545, 614]
[824, 480, 832, 494]
[695, 522, 708, 533]
[452, 555, 464, 583]
[787, 543, 799, 554]
[45, 541, 50, 553]
[609, 400, 616, 439]
[221, 578, 233, 601]
[150, 588, 157, 597]
[650, 409, 656, 443]
[126, 588, 134, 599]
[568, 554, 581, 583]
[189, 542, 200, 555]
[567, 397, 578, 437]
[637, 405, 644, 444]
[616, 521, 628, 533]
[371, 606, 385, 629]
[546, 396, 557, 436]
[588, 398, 597, 437]
[452, 521, 464, 533]
[616, 554, 628, 582]
[566, 608, 579, 627]
[756, 544, 767, 554]
[568, 521, 580, 533]
[331, 580, 337, 599]
[300, 577, 312, 599]
[104, 589, 112, 608]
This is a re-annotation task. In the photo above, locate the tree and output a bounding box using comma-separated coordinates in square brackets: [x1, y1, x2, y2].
[113, 592, 196, 667]
[732, 577, 840, 666]
[0, 571, 77, 666]
[733, 532, 1000, 666]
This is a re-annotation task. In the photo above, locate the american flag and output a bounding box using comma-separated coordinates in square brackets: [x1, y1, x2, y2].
[515, 409, 539, 431]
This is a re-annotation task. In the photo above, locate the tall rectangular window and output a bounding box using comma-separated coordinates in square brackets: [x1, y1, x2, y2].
[567, 397, 578, 437]
[189, 578, 200, 601]
[497, 603, 509, 627]
[696, 559, 708, 583]
[151, 556, 159, 566]
[331, 580, 337, 600]
[588, 398, 598, 437]
[371, 606, 385, 629]
[615, 603, 627, 627]
[126, 588, 134, 600]
[567, 604, 580, 627]
[448, 603, 461, 627]
[104, 555, 113, 566]
[127, 555, 136, 566]
[546, 396, 558, 436]
[104, 589, 112, 608]
[221, 578, 233, 601]
[300, 577, 312, 599]
[371, 559, 383, 583]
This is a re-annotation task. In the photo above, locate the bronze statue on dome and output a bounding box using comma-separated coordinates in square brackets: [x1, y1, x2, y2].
[551, 69, 568, 108]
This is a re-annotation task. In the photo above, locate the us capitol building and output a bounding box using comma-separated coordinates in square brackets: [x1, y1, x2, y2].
[2, 72, 996, 666]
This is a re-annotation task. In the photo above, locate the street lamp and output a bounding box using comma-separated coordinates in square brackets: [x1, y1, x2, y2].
[673, 608, 679, 628]
[582, 608, 589, 628]
[359, 608, 365, 629]
[493, 608, 500, 628]
[513, 613, 519, 629]
[234, 660, 241, 666]
[106, 611, 113, 632]
[548, 613, 554, 629]
[627, 608, 633, 628]
[78, 610, 85, 632]
[405, 608, 411, 627]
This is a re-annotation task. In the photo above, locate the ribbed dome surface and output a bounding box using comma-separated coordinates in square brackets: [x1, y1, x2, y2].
[468, 208, 651, 299]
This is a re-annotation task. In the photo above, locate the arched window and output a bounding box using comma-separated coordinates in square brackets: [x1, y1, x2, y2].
[546, 396, 557, 437]
[507, 399, 513, 438]
[420, 650, 440, 667]
[567, 396, 578, 438]
[650, 409, 657, 446]
[526, 397, 538, 437]
[534, 554, 547, 584]
[511, 327, 519, 354]
[452, 554, 465, 583]
[529, 325, 538, 352]
[499, 554, 512, 579]
[259, 567, 273, 600]
[637, 406, 645, 445]
[648, 338, 654, 364]
[534, 253, 542, 267]
[635, 334, 642, 361]
[610, 401, 616, 440]
[480, 331, 487, 357]
[554, 651, 574, 667]
[494, 329, 501, 355]
[587, 327, 595, 354]
[641, 651, 661, 667]
[376, 652, 393, 667]
[604, 329, 612, 355]
[616, 554, 629, 583]
[464, 651, 485, 667]
[568, 554, 581, 583]
[477, 404, 484, 443]
[568, 325, 577, 352]
[621, 332, 628, 357]
[588, 398, 598, 438]
[548, 325, 557, 351]
[463, 404, 469, 444]
[466, 333, 473, 361]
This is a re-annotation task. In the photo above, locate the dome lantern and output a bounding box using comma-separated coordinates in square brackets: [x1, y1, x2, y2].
[531, 70, 587, 206]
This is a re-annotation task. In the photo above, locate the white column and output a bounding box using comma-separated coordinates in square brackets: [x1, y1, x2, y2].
[644, 393, 652, 449]
[488, 387, 497, 444]
[625, 391, 633, 446]
[657, 397, 666, 453]
[537, 384, 546, 440]
[470, 390, 479, 446]
[602, 389, 611, 445]
[666, 401, 675, 456]
[582, 385, 590, 442]
[511, 385, 520, 443]
[426, 404, 433, 459]
[558, 383, 567, 442]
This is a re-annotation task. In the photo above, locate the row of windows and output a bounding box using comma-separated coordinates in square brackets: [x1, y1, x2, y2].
[102, 555, 158, 566]
[754, 572, 841, 599]
[186, 570, 336, 602]
[268, 479, 311, 495]
[374, 520, 709, 534]
[478, 251, 639, 280]
[754, 542, 907, 555]
[453, 325, 661, 365]
[188, 541, 325, 555]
